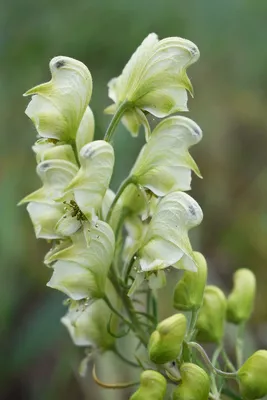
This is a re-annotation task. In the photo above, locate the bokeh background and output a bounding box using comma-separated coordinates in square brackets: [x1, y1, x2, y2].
[1, 0, 267, 398]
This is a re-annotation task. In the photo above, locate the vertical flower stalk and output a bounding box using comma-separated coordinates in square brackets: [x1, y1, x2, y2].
[20, 34, 262, 400]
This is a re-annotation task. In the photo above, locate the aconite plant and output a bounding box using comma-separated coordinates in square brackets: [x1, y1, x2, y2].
[20, 34, 267, 400]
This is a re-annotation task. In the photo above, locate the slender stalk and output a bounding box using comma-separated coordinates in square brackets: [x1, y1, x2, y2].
[104, 101, 131, 142]
[106, 175, 135, 223]
[221, 349, 236, 373]
[188, 342, 238, 379]
[113, 346, 140, 368]
[236, 322, 245, 368]
[92, 364, 139, 389]
[103, 295, 132, 327]
[186, 309, 199, 340]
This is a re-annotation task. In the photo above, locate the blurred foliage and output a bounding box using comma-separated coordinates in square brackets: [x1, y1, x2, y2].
[1, 0, 267, 399]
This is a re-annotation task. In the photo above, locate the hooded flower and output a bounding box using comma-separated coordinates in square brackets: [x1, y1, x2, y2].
[24, 56, 92, 141]
[46, 220, 115, 300]
[106, 33, 199, 136]
[130, 116, 202, 195]
[64, 140, 115, 219]
[61, 280, 119, 350]
[137, 191, 203, 272]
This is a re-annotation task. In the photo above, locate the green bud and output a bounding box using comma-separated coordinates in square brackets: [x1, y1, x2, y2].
[139, 191, 203, 273]
[106, 33, 199, 137]
[238, 350, 267, 400]
[148, 314, 187, 364]
[173, 252, 207, 311]
[172, 363, 210, 400]
[227, 268, 256, 324]
[130, 116, 202, 196]
[196, 285, 226, 343]
[130, 370, 167, 400]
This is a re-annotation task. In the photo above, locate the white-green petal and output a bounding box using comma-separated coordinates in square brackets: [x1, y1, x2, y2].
[76, 106, 95, 155]
[138, 191, 203, 272]
[55, 211, 82, 237]
[106, 33, 199, 134]
[19, 159, 78, 204]
[46, 221, 115, 298]
[61, 287, 118, 349]
[37, 143, 78, 165]
[65, 141, 114, 218]
[130, 116, 202, 195]
[27, 202, 64, 239]
[47, 260, 102, 300]
[24, 56, 92, 141]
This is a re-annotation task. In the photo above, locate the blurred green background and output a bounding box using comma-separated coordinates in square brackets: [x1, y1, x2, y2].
[1, 0, 267, 398]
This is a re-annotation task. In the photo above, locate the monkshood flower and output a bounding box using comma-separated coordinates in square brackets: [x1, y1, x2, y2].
[24, 56, 92, 141]
[130, 116, 202, 195]
[196, 285, 226, 344]
[227, 268, 256, 324]
[172, 363, 210, 400]
[61, 280, 119, 350]
[64, 140, 114, 219]
[20, 141, 114, 237]
[137, 191, 203, 273]
[106, 33, 199, 136]
[46, 220, 115, 300]
[130, 370, 167, 400]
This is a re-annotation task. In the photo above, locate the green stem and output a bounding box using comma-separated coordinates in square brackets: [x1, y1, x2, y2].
[113, 346, 140, 368]
[187, 309, 199, 340]
[221, 349, 236, 373]
[104, 101, 131, 142]
[236, 322, 245, 368]
[188, 342, 237, 379]
[106, 175, 135, 223]
[103, 295, 132, 328]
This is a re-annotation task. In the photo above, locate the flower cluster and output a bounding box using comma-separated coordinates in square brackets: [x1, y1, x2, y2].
[21, 35, 267, 400]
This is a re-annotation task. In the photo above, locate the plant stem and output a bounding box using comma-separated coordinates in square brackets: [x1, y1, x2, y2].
[236, 322, 245, 368]
[113, 346, 140, 368]
[187, 309, 199, 340]
[92, 364, 139, 389]
[104, 101, 131, 142]
[187, 342, 237, 379]
[221, 349, 236, 373]
[106, 175, 135, 223]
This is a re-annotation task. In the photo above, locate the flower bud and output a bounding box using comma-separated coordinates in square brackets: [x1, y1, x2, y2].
[227, 268, 256, 324]
[130, 370, 167, 400]
[173, 252, 207, 311]
[61, 280, 119, 350]
[172, 363, 210, 400]
[148, 314, 187, 364]
[130, 116, 202, 196]
[106, 33, 199, 137]
[238, 350, 267, 400]
[24, 56, 92, 141]
[138, 191, 203, 273]
[196, 285, 226, 343]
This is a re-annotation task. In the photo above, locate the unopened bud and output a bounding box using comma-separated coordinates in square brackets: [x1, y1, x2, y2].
[238, 350, 267, 400]
[148, 314, 187, 364]
[130, 370, 166, 400]
[173, 252, 207, 311]
[172, 363, 210, 400]
[196, 285, 226, 343]
[227, 268, 256, 324]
